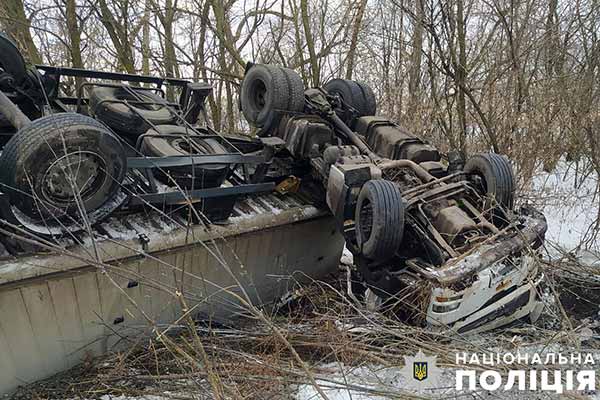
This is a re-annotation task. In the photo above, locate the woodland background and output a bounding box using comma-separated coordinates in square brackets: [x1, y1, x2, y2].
[0, 0, 599, 182]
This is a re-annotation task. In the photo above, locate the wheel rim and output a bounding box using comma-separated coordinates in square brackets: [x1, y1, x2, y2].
[469, 172, 489, 200]
[332, 89, 345, 102]
[249, 79, 267, 111]
[41, 151, 107, 206]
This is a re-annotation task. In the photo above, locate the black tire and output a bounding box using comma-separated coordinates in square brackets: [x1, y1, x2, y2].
[324, 79, 377, 124]
[355, 180, 404, 261]
[140, 125, 230, 189]
[464, 153, 515, 211]
[0, 33, 27, 88]
[356, 82, 376, 116]
[279, 66, 305, 114]
[89, 86, 176, 137]
[0, 113, 127, 224]
[240, 64, 304, 134]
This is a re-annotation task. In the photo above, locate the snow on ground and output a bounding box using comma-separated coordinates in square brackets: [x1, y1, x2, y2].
[527, 161, 599, 258]
[340, 246, 354, 266]
[293, 363, 567, 400]
[294, 363, 458, 400]
[97, 396, 168, 400]
[294, 364, 407, 400]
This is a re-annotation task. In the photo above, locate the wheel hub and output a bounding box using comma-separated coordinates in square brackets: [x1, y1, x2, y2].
[42, 151, 106, 203]
[251, 80, 267, 110]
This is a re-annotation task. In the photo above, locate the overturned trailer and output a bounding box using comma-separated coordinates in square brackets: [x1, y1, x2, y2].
[0, 35, 348, 394]
[0, 194, 344, 394]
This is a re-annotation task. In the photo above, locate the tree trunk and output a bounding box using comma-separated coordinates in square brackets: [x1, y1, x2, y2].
[65, 0, 83, 90]
[210, 0, 245, 67]
[300, 0, 320, 86]
[545, 0, 559, 77]
[345, 0, 368, 80]
[455, 0, 468, 157]
[161, 0, 179, 100]
[407, 0, 424, 116]
[142, 0, 151, 77]
[95, 0, 136, 73]
[0, 0, 41, 63]
[289, 0, 309, 85]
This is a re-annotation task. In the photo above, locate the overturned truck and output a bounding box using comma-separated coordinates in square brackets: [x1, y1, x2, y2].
[0, 29, 548, 392]
[0, 31, 549, 393]
[239, 63, 548, 334]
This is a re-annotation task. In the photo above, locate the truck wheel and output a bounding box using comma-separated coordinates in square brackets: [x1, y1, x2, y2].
[240, 64, 304, 134]
[324, 79, 377, 123]
[89, 86, 176, 137]
[279, 66, 305, 114]
[0, 33, 27, 89]
[140, 125, 230, 189]
[464, 153, 515, 211]
[357, 81, 377, 116]
[355, 180, 404, 261]
[0, 113, 127, 223]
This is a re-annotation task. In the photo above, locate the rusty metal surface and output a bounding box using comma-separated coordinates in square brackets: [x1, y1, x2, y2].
[433, 206, 479, 244]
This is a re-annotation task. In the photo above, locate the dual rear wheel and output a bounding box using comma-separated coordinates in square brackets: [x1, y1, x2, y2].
[323, 78, 376, 126]
[0, 113, 127, 232]
[240, 64, 305, 135]
[240, 63, 379, 134]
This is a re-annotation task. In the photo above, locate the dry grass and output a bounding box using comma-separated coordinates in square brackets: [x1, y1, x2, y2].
[8, 243, 600, 400]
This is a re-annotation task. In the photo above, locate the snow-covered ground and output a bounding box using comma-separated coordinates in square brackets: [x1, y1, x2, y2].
[527, 161, 599, 260]
[294, 363, 462, 400]
[89, 396, 170, 400]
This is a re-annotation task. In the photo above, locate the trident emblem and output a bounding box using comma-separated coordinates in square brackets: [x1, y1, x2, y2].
[413, 361, 428, 381]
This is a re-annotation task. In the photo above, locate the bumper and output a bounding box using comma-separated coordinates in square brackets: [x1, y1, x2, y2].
[426, 255, 544, 333]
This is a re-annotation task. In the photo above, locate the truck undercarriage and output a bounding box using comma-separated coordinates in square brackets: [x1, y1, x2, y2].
[238, 64, 548, 332]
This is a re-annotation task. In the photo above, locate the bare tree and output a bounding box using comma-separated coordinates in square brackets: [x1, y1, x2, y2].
[0, 0, 41, 63]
